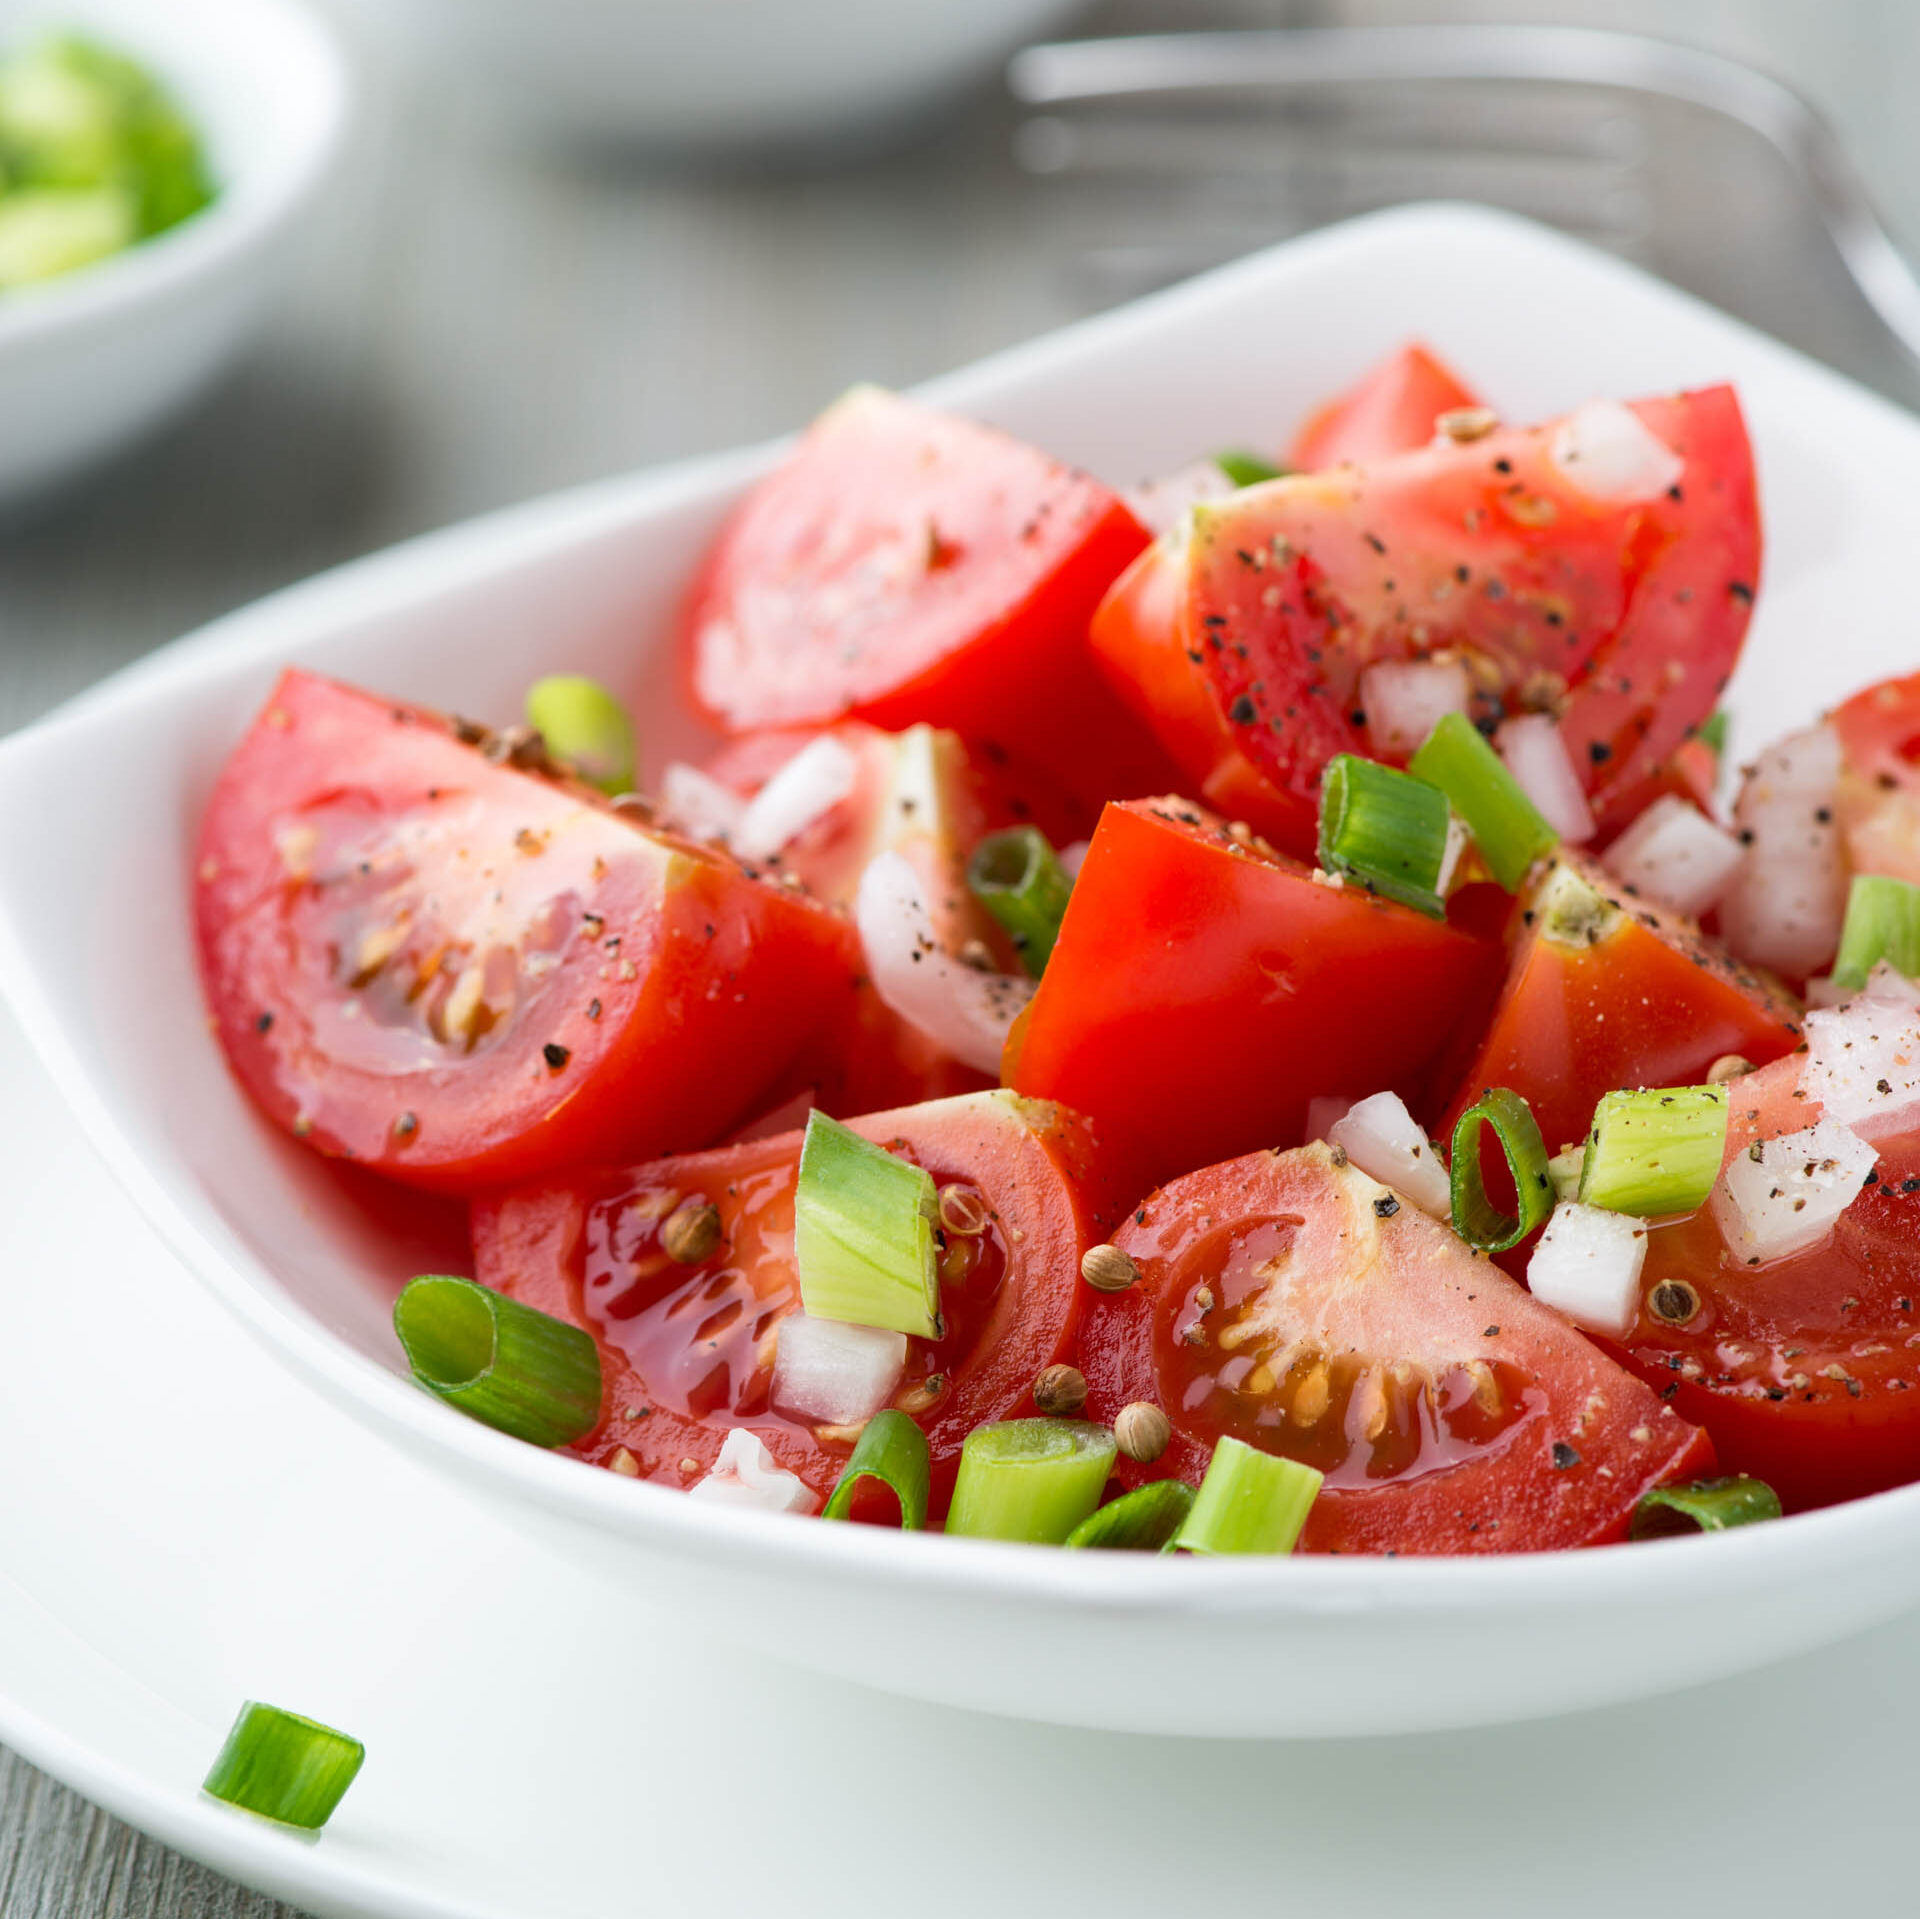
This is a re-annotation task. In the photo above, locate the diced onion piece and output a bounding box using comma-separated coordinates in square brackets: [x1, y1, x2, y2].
[1122, 459, 1237, 535]
[1329, 1091, 1451, 1216]
[1436, 811, 1471, 895]
[1305, 1093, 1357, 1144]
[854, 852, 1034, 1075]
[1802, 999, 1920, 1134]
[659, 761, 746, 844]
[733, 734, 859, 861]
[771, 1314, 907, 1426]
[1602, 796, 1744, 919]
[1717, 724, 1846, 980]
[1549, 398, 1685, 503]
[1863, 960, 1920, 1007]
[1527, 1201, 1649, 1337]
[1711, 1119, 1876, 1264]
[1360, 657, 1471, 760]
[689, 1429, 819, 1514]
[1495, 715, 1595, 844]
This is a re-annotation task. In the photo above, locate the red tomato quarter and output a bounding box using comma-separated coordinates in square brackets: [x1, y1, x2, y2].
[1287, 341, 1481, 470]
[470, 1090, 1131, 1507]
[195, 670, 858, 1193]
[1004, 797, 1502, 1190]
[1075, 1141, 1715, 1552]
[682, 386, 1169, 806]
[1833, 669, 1920, 884]
[1092, 385, 1759, 856]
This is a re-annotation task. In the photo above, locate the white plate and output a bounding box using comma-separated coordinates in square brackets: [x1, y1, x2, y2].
[10, 996, 1920, 1919]
[3, 204, 1920, 1741]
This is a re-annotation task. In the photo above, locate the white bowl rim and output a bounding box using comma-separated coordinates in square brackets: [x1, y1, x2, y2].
[0, 0, 351, 353]
[5, 200, 1920, 1629]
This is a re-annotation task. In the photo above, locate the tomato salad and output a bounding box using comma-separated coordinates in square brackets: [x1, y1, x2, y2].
[194, 346, 1920, 1556]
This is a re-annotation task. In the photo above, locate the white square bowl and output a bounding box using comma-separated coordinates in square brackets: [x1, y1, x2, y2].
[5, 203, 1919, 1739]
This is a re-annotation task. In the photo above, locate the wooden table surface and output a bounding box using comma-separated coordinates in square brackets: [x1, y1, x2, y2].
[2, 3, 1917, 1912]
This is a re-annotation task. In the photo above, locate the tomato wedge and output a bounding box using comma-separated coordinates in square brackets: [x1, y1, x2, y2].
[1092, 386, 1759, 857]
[1075, 1141, 1715, 1552]
[1003, 797, 1502, 1190]
[1435, 855, 1802, 1158]
[682, 386, 1169, 806]
[1287, 341, 1480, 470]
[195, 670, 858, 1193]
[1833, 669, 1920, 883]
[470, 1090, 1130, 1506]
[1618, 1053, 1920, 1509]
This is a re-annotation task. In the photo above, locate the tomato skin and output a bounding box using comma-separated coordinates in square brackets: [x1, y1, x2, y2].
[1004, 797, 1502, 1191]
[1074, 1142, 1715, 1553]
[682, 387, 1172, 806]
[1435, 855, 1802, 1158]
[1287, 341, 1480, 470]
[470, 1091, 1133, 1507]
[1093, 387, 1759, 859]
[1833, 670, 1920, 883]
[1592, 734, 1723, 845]
[195, 670, 859, 1194]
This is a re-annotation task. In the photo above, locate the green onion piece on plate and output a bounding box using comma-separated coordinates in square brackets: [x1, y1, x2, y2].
[393, 1274, 601, 1447]
[524, 673, 636, 796]
[793, 1111, 940, 1338]
[946, 1419, 1117, 1544]
[1449, 1086, 1555, 1251]
[821, 1408, 931, 1530]
[1630, 1475, 1782, 1539]
[1409, 710, 1558, 891]
[1694, 709, 1729, 757]
[1579, 1084, 1728, 1217]
[1213, 449, 1286, 488]
[1317, 755, 1451, 919]
[966, 825, 1073, 976]
[1175, 1437, 1322, 1555]
[1065, 1478, 1196, 1550]
[1832, 873, 1920, 993]
[202, 1702, 365, 1831]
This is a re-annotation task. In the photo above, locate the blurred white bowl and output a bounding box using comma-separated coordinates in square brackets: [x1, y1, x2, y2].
[0, 0, 348, 508]
[361, 0, 1088, 155]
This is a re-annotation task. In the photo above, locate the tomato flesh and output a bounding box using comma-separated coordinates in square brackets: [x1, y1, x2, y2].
[1287, 341, 1480, 470]
[470, 1090, 1132, 1507]
[1834, 669, 1920, 884]
[1004, 797, 1501, 1190]
[195, 670, 858, 1192]
[1075, 1142, 1715, 1552]
[682, 386, 1169, 805]
[1093, 386, 1759, 857]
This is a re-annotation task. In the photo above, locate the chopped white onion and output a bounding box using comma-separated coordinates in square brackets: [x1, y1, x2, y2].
[1807, 960, 1920, 1011]
[1305, 1093, 1357, 1144]
[1360, 657, 1471, 760]
[1717, 724, 1846, 980]
[1527, 1201, 1649, 1337]
[1711, 1119, 1876, 1264]
[688, 1429, 819, 1515]
[1601, 795, 1744, 920]
[1549, 399, 1686, 503]
[854, 851, 1034, 1075]
[734, 735, 859, 861]
[1802, 998, 1920, 1134]
[771, 1314, 907, 1426]
[659, 761, 746, 844]
[1496, 714, 1595, 844]
[1329, 1091, 1452, 1217]
[1058, 838, 1091, 881]
[1122, 459, 1237, 535]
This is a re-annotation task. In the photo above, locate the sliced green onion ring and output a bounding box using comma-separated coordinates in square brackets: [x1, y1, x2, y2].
[821, 1409, 931, 1530]
[1317, 754, 1451, 919]
[393, 1275, 601, 1447]
[1213, 449, 1286, 488]
[524, 673, 636, 795]
[1449, 1087, 1555, 1251]
[1833, 873, 1920, 993]
[1630, 1475, 1782, 1539]
[946, 1419, 1117, 1544]
[1174, 1437, 1322, 1555]
[202, 1702, 365, 1830]
[966, 825, 1073, 976]
[1579, 1084, 1729, 1217]
[793, 1112, 940, 1338]
[1065, 1478, 1196, 1550]
[1409, 710, 1558, 892]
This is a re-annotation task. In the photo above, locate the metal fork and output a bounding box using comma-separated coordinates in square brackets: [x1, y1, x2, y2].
[1008, 25, 1920, 399]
